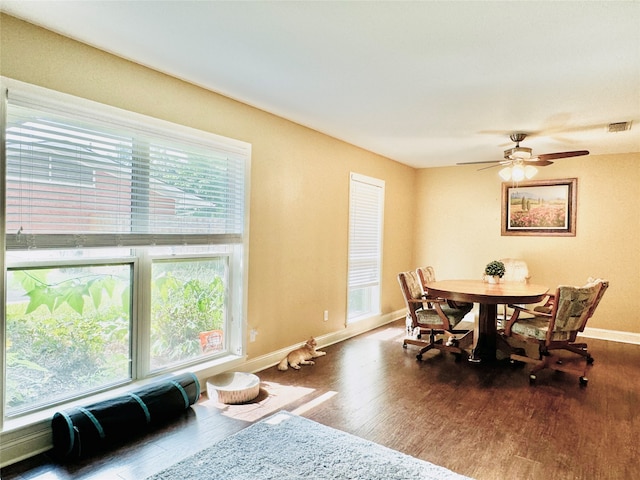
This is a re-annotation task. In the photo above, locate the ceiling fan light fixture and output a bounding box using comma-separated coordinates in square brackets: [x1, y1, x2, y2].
[498, 164, 538, 182]
[499, 167, 512, 181]
[524, 165, 538, 179]
[511, 164, 526, 182]
[504, 146, 533, 160]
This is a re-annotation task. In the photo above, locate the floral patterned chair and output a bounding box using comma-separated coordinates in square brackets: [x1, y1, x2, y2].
[398, 270, 473, 361]
[416, 266, 474, 311]
[502, 278, 609, 385]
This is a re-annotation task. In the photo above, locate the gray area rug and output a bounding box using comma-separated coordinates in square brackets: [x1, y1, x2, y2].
[145, 411, 472, 479]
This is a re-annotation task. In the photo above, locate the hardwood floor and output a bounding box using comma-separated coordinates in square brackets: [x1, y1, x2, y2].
[3, 319, 640, 480]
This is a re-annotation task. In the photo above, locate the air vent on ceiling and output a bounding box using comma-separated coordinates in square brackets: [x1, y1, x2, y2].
[607, 121, 632, 133]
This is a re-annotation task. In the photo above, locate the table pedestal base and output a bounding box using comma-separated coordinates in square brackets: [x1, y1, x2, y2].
[469, 303, 498, 363]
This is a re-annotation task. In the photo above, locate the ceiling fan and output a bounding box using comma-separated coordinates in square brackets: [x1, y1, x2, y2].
[458, 133, 589, 178]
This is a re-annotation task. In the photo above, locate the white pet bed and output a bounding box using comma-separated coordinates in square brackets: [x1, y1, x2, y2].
[206, 372, 260, 404]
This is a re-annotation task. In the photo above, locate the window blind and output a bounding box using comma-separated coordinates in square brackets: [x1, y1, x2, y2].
[3, 80, 250, 250]
[347, 173, 384, 290]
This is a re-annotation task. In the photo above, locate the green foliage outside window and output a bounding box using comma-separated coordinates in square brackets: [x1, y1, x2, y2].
[150, 259, 226, 369]
[5, 259, 226, 415]
[6, 267, 131, 413]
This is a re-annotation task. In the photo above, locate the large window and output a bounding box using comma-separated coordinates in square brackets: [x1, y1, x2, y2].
[1, 78, 250, 419]
[347, 173, 384, 322]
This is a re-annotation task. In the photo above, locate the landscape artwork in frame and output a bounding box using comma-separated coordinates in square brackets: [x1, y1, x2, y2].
[501, 178, 577, 236]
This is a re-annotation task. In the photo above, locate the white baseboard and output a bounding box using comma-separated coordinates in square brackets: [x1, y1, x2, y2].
[581, 327, 640, 345]
[239, 309, 405, 375]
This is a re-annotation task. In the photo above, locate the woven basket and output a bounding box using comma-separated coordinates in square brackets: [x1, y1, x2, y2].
[206, 372, 260, 404]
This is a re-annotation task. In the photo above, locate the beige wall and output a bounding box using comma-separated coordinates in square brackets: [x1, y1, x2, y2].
[2, 14, 638, 349]
[0, 14, 415, 358]
[414, 153, 640, 333]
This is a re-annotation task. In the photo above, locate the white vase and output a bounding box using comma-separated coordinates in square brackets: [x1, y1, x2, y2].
[487, 275, 500, 284]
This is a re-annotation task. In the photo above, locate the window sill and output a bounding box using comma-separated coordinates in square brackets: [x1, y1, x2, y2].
[1, 352, 245, 467]
[2, 352, 245, 435]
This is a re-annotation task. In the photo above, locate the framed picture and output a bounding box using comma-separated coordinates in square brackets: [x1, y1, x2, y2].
[501, 178, 577, 236]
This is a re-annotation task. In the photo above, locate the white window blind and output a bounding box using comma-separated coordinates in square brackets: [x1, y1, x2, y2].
[3, 79, 249, 250]
[347, 173, 384, 320]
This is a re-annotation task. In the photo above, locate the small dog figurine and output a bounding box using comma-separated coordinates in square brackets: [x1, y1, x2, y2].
[277, 337, 326, 371]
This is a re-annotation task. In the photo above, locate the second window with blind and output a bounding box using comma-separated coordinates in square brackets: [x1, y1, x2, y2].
[347, 173, 384, 323]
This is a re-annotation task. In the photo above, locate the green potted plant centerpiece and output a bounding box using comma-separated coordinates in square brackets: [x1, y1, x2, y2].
[484, 260, 505, 284]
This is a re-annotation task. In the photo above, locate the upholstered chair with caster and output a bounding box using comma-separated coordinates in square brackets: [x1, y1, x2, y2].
[502, 278, 609, 385]
[416, 266, 474, 312]
[398, 270, 473, 362]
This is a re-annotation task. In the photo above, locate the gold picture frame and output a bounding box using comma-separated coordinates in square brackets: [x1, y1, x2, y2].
[501, 178, 577, 236]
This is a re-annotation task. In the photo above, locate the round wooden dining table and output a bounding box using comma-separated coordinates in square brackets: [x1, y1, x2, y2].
[425, 279, 549, 363]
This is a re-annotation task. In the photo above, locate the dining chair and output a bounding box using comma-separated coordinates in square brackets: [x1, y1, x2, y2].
[501, 277, 609, 385]
[398, 270, 473, 361]
[416, 266, 474, 311]
[497, 258, 531, 327]
[499, 258, 531, 283]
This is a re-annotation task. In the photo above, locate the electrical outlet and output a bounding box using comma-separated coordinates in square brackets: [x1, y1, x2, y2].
[250, 329, 258, 342]
[323, 310, 329, 321]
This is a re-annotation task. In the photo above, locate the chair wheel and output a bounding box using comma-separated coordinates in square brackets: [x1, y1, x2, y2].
[529, 374, 537, 384]
[579, 376, 588, 386]
[586, 355, 594, 365]
[416, 354, 423, 361]
[403, 343, 408, 349]
[510, 359, 525, 368]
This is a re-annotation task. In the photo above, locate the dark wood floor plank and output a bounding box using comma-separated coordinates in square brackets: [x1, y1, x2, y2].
[2, 319, 640, 480]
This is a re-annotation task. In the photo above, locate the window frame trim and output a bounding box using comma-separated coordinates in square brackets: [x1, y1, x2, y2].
[0, 76, 252, 427]
[346, 172, 385, 323]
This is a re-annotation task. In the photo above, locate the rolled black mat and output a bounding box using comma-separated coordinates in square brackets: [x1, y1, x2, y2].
[51, 372, 200, 460]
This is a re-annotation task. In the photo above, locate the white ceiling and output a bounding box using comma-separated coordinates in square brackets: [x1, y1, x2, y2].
[2, 1, 639, 169]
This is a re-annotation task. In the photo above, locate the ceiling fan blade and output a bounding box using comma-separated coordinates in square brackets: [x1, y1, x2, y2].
[537, 150, 589, 161]
[477, 163, 504, 171]
[456, 160, 502, 166]
[525, 159, 554, 167]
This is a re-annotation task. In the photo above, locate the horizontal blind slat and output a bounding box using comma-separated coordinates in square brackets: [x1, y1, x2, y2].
[348, 176, 383, 290]
[5, 83, 249, 249]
